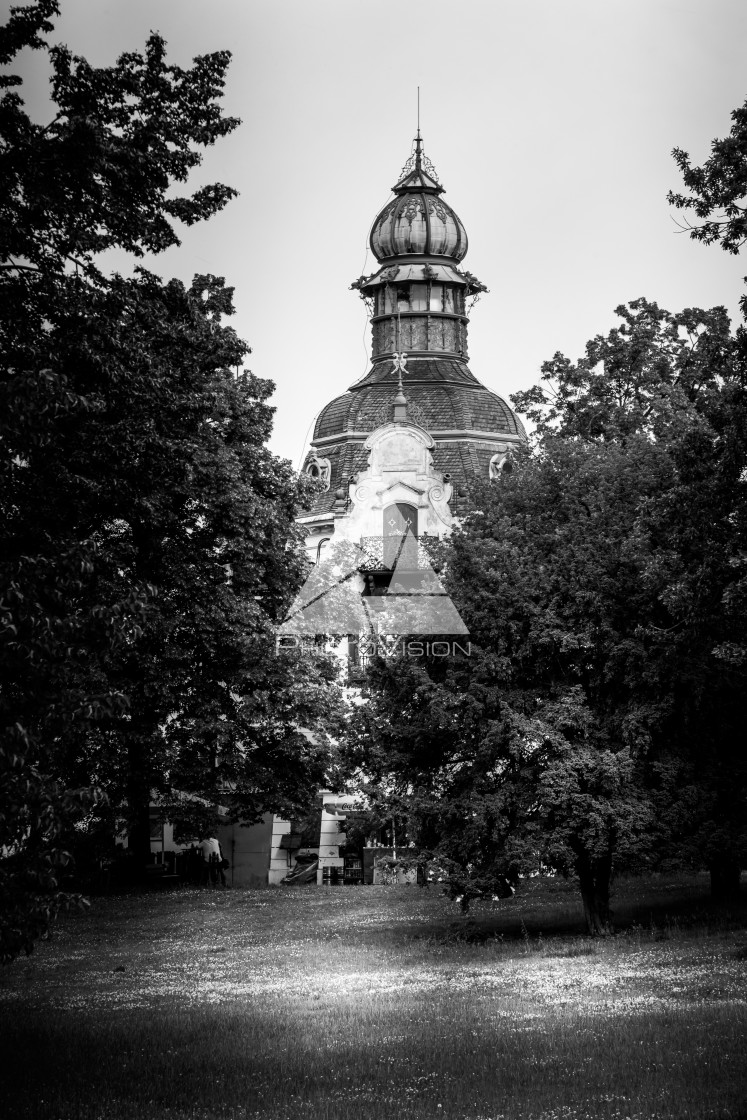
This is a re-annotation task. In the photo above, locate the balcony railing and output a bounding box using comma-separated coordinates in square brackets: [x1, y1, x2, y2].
[358, 536, 435, 571]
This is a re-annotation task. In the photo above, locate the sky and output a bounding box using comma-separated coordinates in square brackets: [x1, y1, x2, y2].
[14, 0, 747, 466]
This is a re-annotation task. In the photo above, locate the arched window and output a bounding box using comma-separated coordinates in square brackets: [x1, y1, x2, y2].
[383, 502, 418, 568]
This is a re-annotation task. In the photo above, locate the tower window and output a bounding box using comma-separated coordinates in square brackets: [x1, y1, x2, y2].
[429, 283, 443, 312]
[396, 286, 409, 313]
[410, 283, 427, 312]
[443, 287, 455, 313]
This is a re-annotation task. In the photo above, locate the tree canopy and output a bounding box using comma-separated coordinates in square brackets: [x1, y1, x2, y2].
[668, 97, 747, 258]
[1, 1, 336, 961]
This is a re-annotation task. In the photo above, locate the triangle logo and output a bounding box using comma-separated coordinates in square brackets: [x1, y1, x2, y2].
[279, 532, 468, 639]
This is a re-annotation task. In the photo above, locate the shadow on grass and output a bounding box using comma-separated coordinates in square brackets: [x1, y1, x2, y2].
[2, 995, 746, 1120]
[422, 875, 747, 945]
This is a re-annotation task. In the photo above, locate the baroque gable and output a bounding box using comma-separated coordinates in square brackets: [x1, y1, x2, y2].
[332, 421, 453, 545]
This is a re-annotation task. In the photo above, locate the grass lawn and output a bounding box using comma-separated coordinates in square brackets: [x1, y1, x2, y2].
[0, 874, 745, 1120]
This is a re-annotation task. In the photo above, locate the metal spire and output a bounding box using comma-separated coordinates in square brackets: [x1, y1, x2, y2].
[415, 87, 422, 172]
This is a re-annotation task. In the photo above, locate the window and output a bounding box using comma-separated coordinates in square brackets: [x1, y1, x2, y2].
[429, 283, 443, 312]
[305, 456, 331, 492]
[383, 502, 418, 568]
[489, 451, 513, 480]
[410, 283, 427, 312]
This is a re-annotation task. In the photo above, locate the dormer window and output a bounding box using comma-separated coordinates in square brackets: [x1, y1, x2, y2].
[305, 455, 331, 491]
[489, 450, 514, 480]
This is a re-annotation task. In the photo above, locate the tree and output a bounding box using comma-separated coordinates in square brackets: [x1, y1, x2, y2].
[1, 2, 335, 960]
[517, 300, 747, 900]
[345, 300, 747, 932]
[0, 1, 238, 274]
[23, 269, 337, 874]
[666, 102, 747, 890]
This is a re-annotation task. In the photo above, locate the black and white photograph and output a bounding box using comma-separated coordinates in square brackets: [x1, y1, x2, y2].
[1, 2, 746, 1118]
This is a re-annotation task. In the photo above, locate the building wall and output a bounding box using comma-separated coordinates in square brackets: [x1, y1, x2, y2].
[143, 809, 293, 887]
[268, 817, 294, 884]
[317, 792, 362, 885]
[217, 817, 274, 888]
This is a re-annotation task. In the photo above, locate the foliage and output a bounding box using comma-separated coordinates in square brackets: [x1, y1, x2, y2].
[513, 299, 734, 439]
[517, 301, 747, 891]
[0, 2, 336, 960]
[346, 300, 747, 932]
[668, 97, 747, 258]
[0, 1, 238, 273]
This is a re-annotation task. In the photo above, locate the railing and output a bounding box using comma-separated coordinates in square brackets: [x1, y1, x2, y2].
[358, 536, 435, 570]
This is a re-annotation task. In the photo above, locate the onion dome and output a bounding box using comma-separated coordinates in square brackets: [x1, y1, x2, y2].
[369, 136, 467, 263]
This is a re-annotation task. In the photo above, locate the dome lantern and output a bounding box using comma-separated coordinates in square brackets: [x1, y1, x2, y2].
[352, 134, 484, 365]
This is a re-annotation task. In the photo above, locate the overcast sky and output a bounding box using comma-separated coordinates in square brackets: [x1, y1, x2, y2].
[16, 0, 747, 465]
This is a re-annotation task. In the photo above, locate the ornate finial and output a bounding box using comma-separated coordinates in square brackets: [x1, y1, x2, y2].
[397, 134, 441, 188]
[392, 352, 408, 421]
[392, 351, 408, 386]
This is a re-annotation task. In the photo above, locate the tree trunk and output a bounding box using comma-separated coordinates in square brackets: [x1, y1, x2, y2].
[709, 858, 742, 901]
[576, 850, 613, 936]
[127, 798, 152, 882]
[126, 720, 154, 881]
[127, 524, 162, 881]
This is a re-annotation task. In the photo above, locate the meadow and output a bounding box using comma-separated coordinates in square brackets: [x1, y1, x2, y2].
[0, 875, 745, 1120]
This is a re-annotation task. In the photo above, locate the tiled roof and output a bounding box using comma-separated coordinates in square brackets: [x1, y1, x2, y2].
[306, 357, 526, 519]
[314, 376, 524, 441]
[350, 357, 481, 389]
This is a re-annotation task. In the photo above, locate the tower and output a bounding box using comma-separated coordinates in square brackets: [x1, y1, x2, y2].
[271, 136, 530, 887]
[299, 134, 526, 565]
